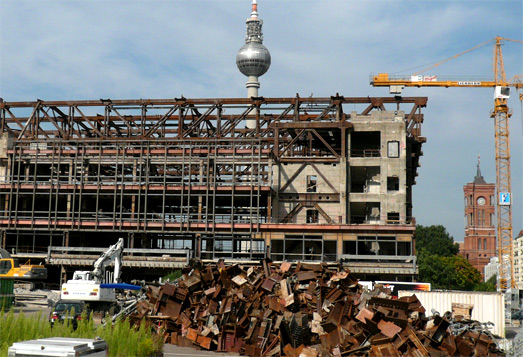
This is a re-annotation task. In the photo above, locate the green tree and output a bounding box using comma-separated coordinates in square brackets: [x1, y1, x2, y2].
[474, 274, 497, 292]
[418, 250, 482, 290]
[414, 225, 459, 257]
[450, 255, 483, 290]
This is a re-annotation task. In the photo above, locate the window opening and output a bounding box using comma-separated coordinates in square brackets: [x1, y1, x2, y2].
[306, 209, 318, 223]
[387, 141, 399, 158]
[387, 176, 399, 191]
[387, 212, 400, 224]
[307, 175, 317, 193]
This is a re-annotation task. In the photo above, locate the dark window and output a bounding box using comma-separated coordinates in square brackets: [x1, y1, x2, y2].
[358, 240, 375, 255]
[387, 176, 399, 191]
[343, 241, 357, 255]
[306, 209, 318, 223]
[0, 260, 13, 274]
[500, 87, 510, 96]
[324, 241, 337, 262]
[351, 131, 381, 157]
[387, 212, 400, 224]
[398, 242, 411, 255]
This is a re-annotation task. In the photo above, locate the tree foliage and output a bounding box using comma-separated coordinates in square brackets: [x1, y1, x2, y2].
[414, 224, 459, 257]
[474, 274, 497, 292]
[415, 225, 485, 291]
[418, 250, 482, 290]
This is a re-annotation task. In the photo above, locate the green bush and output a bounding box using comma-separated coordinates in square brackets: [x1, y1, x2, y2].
[0, 309, 164, 356]
[163, 270, 182, 282]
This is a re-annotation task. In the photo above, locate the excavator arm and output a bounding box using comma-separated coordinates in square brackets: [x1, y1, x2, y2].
[91, 238, 124, 283]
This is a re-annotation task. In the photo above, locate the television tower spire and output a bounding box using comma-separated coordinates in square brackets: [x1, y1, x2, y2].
[236, 0, 271, 129]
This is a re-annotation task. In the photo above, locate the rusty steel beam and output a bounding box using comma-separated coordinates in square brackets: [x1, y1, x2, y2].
[0, 96, 427, 141]
[0, 96, 427, 108]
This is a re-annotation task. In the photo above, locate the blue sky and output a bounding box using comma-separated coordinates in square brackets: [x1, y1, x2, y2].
[1, 0, 522, 242]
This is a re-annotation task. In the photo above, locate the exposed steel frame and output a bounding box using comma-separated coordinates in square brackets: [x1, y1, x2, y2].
[0, 95, 426, 265]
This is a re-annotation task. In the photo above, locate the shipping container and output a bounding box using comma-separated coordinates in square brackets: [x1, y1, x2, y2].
[398, 290, 505, 337]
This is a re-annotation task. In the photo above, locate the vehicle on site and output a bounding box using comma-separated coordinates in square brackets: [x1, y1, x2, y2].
[49, 299, 89, 329]
[0, 248, 47, 282]
[60, 238, 125, 313]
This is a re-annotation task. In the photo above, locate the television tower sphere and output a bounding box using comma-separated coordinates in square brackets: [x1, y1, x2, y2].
[236, 41, 271, 77]
[236, 0, 271, 78]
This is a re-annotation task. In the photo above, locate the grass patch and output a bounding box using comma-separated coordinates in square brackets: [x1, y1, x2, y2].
[0, 309, 163, 356]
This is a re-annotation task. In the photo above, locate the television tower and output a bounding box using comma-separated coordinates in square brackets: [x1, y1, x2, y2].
[236, 0, 271, 129]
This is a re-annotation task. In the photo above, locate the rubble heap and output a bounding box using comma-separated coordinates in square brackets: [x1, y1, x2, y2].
[127, 260, 504, 356]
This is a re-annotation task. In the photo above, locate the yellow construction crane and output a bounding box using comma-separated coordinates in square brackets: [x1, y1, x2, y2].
[371, 36, 523, 290]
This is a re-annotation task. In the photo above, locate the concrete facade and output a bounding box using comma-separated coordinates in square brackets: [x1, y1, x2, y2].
[265, 109, 422, 280]
[348, 111, 409, 224]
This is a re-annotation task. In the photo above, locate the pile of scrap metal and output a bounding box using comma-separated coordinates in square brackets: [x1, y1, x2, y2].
[125, 259, 505, 356]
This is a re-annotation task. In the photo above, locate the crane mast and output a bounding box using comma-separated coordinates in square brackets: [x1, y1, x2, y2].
[493, 37, 514, 290]
[493, 97, 513, 289]
[370, 36, 522, 290]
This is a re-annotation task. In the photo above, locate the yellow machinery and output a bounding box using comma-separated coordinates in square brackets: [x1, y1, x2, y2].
[0, 248, 47, 281]
[371, 37, 523, 290]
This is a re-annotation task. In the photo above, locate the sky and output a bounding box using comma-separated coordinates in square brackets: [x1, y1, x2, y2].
[0, 0, 522, 242]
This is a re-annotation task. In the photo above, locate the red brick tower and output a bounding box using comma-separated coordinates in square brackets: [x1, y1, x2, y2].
[461, 158, 496, 276]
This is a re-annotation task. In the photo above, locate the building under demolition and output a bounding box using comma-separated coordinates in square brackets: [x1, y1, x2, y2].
[0, 95, 427, 281]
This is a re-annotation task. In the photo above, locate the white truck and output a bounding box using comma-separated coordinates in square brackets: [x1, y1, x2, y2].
[60, 238, 124, 313]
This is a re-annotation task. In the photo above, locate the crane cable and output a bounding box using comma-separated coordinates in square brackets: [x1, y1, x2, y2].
[411, 37, 521, 77]
[412, 38, 493, 76]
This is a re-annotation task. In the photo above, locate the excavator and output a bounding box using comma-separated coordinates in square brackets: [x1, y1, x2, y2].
[60, 238, 128, 313]
[0, 248, 47, 284]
